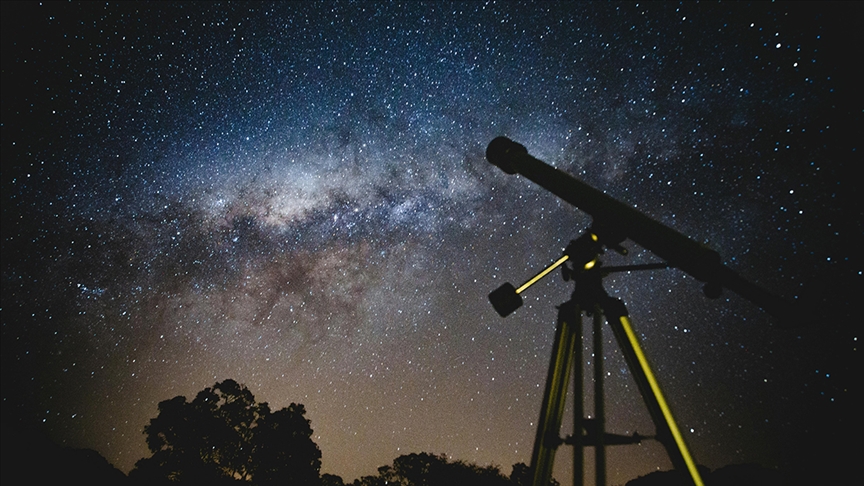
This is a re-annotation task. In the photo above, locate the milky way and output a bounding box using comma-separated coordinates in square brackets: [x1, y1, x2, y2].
[2, 2, 859, 484]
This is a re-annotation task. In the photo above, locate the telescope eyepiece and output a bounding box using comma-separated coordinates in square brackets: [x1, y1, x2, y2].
[486, 136, 527, 175]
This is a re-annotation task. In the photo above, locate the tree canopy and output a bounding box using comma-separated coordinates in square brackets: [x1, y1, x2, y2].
[129, 379, 321, 485]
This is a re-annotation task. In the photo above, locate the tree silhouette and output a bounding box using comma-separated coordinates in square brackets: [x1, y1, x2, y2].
[349, 454, 562, 486]
[351, 452, 511, 486]
[253, 403, 322, 486]
[510, 462, 559, 486]
[130, 379, 321, 485]
[321, 473, 346, 486]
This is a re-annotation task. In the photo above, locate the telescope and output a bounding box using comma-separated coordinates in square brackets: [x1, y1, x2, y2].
[485, 137, 810, 486]
[486, 136, 803, 326]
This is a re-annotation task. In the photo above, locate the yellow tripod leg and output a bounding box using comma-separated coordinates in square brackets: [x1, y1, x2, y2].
[614, 314, 704, 486]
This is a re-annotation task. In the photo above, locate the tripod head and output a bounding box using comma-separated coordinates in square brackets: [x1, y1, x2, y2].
[489, 229, 667, 317]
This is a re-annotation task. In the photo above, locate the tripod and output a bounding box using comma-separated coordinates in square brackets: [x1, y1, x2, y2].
[490, 231, 704, 486]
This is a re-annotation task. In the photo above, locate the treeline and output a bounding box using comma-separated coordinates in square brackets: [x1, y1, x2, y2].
[342, 453, 546, 486]
[1, 380, 784, 485]
[123, 379, 551, 486]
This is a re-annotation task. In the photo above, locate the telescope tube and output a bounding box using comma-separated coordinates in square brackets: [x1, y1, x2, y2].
[486, 136, 799, 326]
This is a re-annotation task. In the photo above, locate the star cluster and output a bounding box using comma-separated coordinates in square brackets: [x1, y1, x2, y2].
[2, 2, 859, 484]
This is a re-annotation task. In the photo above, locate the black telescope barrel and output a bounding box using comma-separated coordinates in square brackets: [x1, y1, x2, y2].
[487, 136, 800, 325]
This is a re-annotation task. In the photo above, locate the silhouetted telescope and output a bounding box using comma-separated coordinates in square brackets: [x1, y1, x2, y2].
[487, 136, 803, 326]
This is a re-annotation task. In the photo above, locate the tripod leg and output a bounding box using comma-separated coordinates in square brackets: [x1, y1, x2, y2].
[602, 298, 705, 486]
[593, 309, 605, 486]
[530, 301, 581, 486]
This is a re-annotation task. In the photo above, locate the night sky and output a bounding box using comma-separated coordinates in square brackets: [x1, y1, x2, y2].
[2, 2, 860, 484]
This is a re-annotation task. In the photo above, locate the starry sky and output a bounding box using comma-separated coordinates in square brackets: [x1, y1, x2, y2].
[2, 2, 860, 484]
